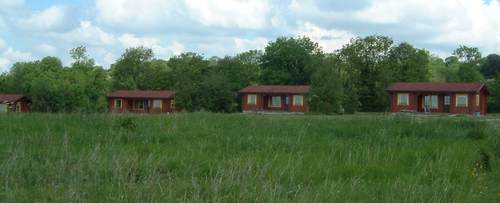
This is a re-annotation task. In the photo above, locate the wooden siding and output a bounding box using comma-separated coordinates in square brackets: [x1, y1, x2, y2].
[389, 90, 488, 115]
[241, 93, 309, 113]
[108, 98, 174, 113]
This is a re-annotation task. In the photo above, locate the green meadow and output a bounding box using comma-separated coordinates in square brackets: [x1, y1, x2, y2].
[0, 113, 499, 202]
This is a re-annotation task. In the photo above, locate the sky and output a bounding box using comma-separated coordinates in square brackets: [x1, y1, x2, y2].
[1, 0, 500, 72]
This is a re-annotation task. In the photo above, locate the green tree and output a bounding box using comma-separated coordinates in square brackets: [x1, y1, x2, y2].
[338, 35, 393, 112]
[67, 46, 110, 112]
[480, 54, 500, 79]
[261, 36, 323, 85]
[428, 55, 447, 82]
[487, 74, 500, 112]
[389, 43, 429, 82]
[110, 47, 155, 90]
[167, 53, 209, 111]
[310, 54, 345, 114]
[450, 46, 484, 82]
[452, 45, 482, 64]
[200, 54, 261, 112]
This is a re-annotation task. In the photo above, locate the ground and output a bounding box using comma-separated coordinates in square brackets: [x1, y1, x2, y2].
[0, 113, 499, 202]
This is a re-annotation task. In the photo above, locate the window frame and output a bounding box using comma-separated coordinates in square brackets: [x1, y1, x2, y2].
[456, 94, 468, 107]
[247, 94, 257, 105]
[476, 94, 480, 107]
[269, 96, 281, 107]
[397, 93, 409, 106]
[0, 103, 7, 113]
[423, 95, 439, 109]
[153, 99, 162, 109]
[114, 99, 122, 108]
[293, 95, 304, 107]
[133, 100, 145, 110]
[444, 96, 451, 105]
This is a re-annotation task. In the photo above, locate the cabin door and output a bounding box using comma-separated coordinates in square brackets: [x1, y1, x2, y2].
[443, 95, 451, 113]
[285, 96, 289, 112]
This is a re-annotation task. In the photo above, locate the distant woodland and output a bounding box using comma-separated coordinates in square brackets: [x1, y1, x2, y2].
[1, 35, 499, 113]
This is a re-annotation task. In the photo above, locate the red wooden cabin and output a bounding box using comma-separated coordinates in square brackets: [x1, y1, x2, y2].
[239, 85, 310, 113]
[385, 83, 489, 115]
[108, 90, 175, 113]
[0, 94, 32, 113]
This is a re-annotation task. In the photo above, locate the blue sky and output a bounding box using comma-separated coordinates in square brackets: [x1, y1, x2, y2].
[1, 0, 500, 71]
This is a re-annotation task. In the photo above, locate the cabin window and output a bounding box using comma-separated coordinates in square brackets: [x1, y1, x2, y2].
[269, 96, 281, 107]
[171, 99, 175, 110]
[293, 95, 304, 106]
[476, 94, 480, 107]
[247, 94, 257, 105]
[114, 99, 122, 108]
[444, 96, 451, 105]
[153, 100, 162, 108]
[397, 93, 409, 106]
[0, 104, 6, 112]
[424, 95, 438, 109]
[133, 100, 145, 109]
[456, 94, 468, 107]
[15, 102, 21, 112]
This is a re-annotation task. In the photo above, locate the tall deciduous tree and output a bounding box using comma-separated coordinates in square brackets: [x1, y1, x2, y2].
[389, 42, 430, 82]
[167, 52, 209, 111]
[480, 54, 500, 79]
[261, 37, 323, 85]
[110, 46, 155, 90]
[310, 54, 345, 114]
[338, 35, 393, 112]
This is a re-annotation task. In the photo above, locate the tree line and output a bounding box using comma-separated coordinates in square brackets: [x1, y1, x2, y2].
[1, 35, 500, 113]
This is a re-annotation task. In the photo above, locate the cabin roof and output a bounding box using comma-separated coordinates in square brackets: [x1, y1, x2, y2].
[108, 90, 176, 99]
[385, 82, 488, 94]
[239, 85, 310, 94]
[0, 94, 30, 103]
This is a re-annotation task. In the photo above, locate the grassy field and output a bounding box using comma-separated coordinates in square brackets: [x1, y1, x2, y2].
[0, 113, 499, 202]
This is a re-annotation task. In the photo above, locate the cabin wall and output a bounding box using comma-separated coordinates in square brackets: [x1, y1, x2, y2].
[241, 93, 308, 113]
[390, 90, 488, 115]
[241, 94, 265, 112]
[390, 92, 418, 112]
[109, 98, 174, 113]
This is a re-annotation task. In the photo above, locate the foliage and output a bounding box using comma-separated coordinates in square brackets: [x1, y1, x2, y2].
[388, 42, 430, 82]
[338, 35, 393, 112]
[310, 54, 345, 114]
[110, 47, 159, 90]
[260, 37, 323, 85]
[487, 74, 500, 112]
[480, 54, 500, 79]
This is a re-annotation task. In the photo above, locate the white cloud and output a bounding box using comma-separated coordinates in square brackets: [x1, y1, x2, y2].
[198, 37, 267, 56]
[185, 0, 269, 29]
[58, 21, 116, 45]
[118, 34, 185, 58]
[16, 5, 68, 31]
[95, 0, 180, 29]
[234, 37, 268, 52]
[35, 44, 57, 56]
[297, 22, 354, 52]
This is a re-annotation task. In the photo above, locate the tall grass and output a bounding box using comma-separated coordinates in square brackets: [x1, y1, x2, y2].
[0, 113, 499, 202]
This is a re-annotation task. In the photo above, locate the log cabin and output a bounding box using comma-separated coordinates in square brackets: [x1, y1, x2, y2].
[108, 90, 175, 113]
[385, 83, 489, 115]
[239, 85, 310, 113]
[0, 94, 32, 113]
